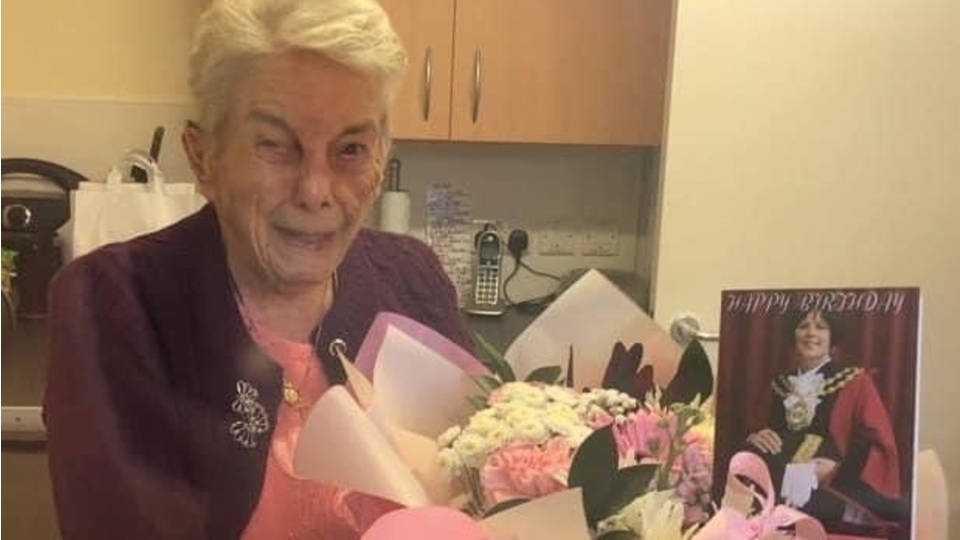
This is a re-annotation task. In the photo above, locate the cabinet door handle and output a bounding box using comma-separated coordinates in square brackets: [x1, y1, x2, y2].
[422, 47, 433, 121]
[471, 48, 483, 124]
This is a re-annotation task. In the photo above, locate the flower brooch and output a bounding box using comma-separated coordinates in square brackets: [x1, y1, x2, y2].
[229, 380, 270, 449]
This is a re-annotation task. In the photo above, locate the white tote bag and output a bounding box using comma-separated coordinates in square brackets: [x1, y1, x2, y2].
[62, 149, 207, 261]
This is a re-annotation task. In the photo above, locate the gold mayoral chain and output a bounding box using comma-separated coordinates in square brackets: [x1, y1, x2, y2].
[772, 367, 862, 432]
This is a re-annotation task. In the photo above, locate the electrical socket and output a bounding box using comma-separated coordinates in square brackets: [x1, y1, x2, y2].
[535, 223, 577, 256]
[580, 222, 620, 256]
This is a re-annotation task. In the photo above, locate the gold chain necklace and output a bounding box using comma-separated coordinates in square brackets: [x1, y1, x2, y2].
[280, 325, 324, 407]
[231, 270, 339, 408]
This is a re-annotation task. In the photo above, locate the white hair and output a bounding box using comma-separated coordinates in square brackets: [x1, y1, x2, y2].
[188, 0, 407, 132]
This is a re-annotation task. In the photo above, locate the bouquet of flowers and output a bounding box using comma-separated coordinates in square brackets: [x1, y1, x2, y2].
[293, 270, 717, 539]
[436, 332, 715, 539]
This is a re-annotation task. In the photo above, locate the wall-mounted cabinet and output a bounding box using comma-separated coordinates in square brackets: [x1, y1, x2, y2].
[383, 0, 672, 146]
[380, 0, 456, 140]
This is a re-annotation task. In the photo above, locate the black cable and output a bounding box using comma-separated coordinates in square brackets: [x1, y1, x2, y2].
[502, 248, 563, 311]
[501, 257, 522, 306]
[518, 259, 563, 282]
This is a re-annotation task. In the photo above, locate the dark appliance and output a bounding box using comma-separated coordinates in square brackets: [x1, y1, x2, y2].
[2, 158, 85, 319]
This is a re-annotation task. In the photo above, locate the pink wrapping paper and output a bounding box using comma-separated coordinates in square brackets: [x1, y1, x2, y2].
[354, 312, 489, 379]
[692, 452, 826, 540]
[360, 506, 492, 540]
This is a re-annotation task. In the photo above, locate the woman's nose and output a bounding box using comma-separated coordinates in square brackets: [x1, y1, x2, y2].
[293, 157, 335, 210]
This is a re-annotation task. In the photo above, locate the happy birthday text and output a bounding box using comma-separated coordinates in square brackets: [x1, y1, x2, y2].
[724, 290, 908, 315]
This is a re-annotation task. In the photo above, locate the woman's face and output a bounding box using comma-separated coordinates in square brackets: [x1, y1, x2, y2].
[794, 311, 832, 363]
[188, 50, 386, 293]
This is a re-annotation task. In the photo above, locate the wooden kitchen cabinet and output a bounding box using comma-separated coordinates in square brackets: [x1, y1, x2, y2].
[382, 0, 672, 146]
[379, 0, 455, 140]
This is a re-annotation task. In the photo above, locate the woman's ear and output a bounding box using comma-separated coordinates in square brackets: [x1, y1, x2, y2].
[182, 121, 213, 188]
[371, 166, 385, 198]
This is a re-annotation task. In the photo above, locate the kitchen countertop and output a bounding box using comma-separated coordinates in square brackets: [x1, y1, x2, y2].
[461, 305, 539, 353]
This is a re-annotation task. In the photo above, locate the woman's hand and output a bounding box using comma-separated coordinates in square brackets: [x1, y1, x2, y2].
[746, 428, 783, 454]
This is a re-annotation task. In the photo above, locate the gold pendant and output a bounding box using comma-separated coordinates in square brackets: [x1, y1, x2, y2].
[786, 399, 812, 432]
[282, 381, 300, 405]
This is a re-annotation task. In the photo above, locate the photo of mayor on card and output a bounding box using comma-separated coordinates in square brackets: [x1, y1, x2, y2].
[713, 288, 920, 539]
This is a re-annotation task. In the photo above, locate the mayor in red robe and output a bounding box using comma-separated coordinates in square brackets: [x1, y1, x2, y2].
[744, 309, 907, 531]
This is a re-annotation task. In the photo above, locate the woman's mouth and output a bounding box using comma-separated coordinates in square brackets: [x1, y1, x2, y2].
[274, 226, 335, 250]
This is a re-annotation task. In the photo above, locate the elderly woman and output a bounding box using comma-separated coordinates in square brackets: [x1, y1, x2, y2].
[42, 0, 473, 538]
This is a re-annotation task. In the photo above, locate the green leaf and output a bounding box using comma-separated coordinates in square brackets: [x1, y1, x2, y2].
[1, 248, 17, 270]
[483, 497, 531, 517]
[472, 374, 503, 394]
[605, 464, 658, 514]
[524, 365, 563, 384]
[467, 394, 488, 410]
[661, 339, 714, 406]
[568, 426, 619, 525]
[473, 331, 517, 382]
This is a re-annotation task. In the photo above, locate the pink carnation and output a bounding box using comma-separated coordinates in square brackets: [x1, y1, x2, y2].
[587, 407, 615, 429]
[479, 438, 573, 506]
[673, 442, 714, 525]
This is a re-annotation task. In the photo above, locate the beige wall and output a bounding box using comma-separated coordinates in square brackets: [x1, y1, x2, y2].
[1, 0, 202, 100]
[654, 0, 960, 535]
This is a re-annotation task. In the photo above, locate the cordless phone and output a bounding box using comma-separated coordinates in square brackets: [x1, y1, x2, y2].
[465, 229, 506, 316]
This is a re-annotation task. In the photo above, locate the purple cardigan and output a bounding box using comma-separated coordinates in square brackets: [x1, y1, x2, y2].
[43, 206, 473, 540]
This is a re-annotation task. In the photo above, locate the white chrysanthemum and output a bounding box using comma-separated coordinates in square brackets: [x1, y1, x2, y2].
[577, 387, 639, 415]
[543, 384, 579, 405]
[498, 381, 548, 407]
[565, 425, 594, 446]
[436, 447, 464, 475]
[437, 425, 462, 448]
[544, 401, 584, 424]
[485, 425, 512, 448]
[503, 406, 540, 427]
[543, 410, 589, 440]
[452, 432, 492, 468]
[472, 407, 500, 422]
[468, 413, 507, 437]
[513, 417, 550, 443]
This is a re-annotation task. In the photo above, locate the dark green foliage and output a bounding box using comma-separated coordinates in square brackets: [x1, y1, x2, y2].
[661, 339, 713, 406]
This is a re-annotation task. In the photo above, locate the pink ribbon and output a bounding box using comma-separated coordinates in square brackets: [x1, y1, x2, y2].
[692, 452, 826, 540]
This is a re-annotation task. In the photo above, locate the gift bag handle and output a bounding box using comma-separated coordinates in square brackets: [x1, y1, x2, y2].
[105, 149, 166, 193]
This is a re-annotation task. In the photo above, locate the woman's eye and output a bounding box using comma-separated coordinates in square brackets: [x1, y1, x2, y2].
[255, 138, 300, 164]
[339, 142, 368, 157]
[333, 142, 376, 175]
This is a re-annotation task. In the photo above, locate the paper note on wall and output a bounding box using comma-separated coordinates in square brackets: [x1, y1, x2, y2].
[425, 184, 473, 307]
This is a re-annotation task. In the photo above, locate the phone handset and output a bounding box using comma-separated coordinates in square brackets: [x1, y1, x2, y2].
[465, 229, 506, 316]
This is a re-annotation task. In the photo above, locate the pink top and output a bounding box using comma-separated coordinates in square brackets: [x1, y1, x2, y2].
[239, 307, 397, 539]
